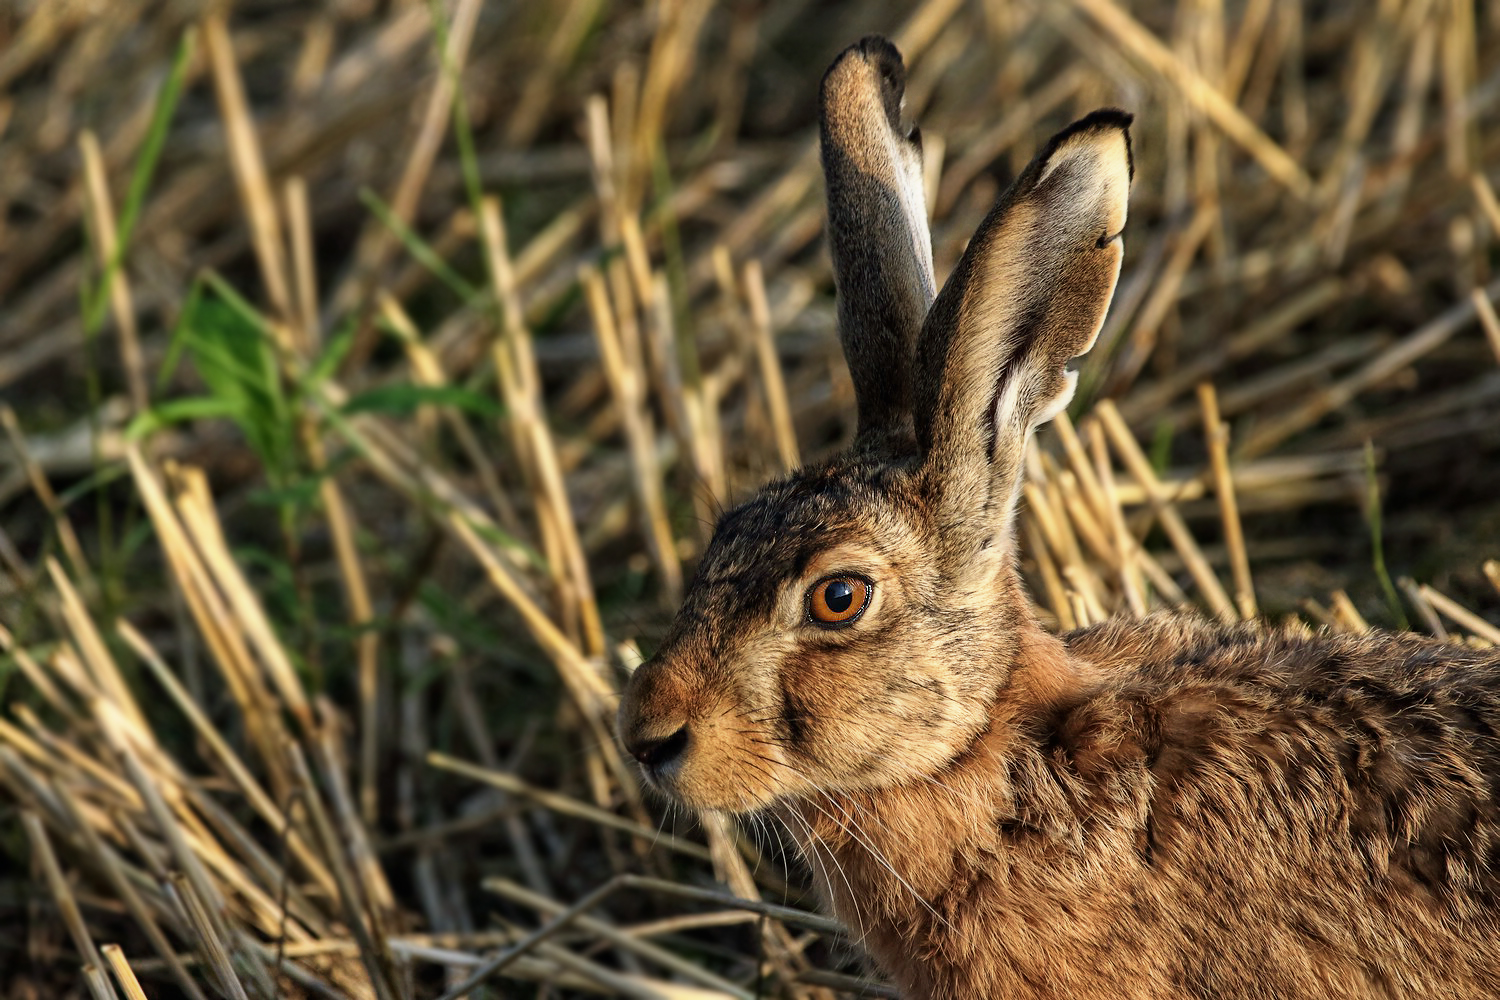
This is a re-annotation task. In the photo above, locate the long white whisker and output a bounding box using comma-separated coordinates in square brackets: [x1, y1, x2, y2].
[764, 753, 938, 928]
[679, 701, 965, 940]
[770, 750, 946, 872]
[806, 785, 955, 932]
[762, 809, 797, 904]
[748, 749, 871, 945]
[782, 803, 870, 949]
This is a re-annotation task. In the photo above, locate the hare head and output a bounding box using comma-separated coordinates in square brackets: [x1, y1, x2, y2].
[618, 36, 1131, 815]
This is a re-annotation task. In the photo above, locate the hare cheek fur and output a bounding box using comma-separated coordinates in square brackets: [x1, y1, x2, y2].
[618, 35, 1500, 1000]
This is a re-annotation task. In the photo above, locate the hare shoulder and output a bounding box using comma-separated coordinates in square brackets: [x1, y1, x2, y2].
[799, 613, 1500, 999]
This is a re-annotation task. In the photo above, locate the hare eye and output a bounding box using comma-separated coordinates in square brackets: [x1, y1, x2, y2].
[806, 575, 872, 627]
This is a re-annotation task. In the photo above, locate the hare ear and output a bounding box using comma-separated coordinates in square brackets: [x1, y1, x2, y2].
[820, 36, 936, 442]
[913, 110, 1133, 579]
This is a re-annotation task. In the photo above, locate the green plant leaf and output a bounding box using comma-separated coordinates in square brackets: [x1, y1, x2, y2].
[127, 395, 245, 439]
[308, 319, 357, 387]
[341, 384, 502, 418]
[150, 282, 299, 488]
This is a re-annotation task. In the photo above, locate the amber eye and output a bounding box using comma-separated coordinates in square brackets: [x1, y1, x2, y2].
[806, 575, 872, 627]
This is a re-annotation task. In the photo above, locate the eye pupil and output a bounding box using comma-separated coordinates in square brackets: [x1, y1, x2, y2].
[824, 581, 854, 613]
[806, 575, 871, 627]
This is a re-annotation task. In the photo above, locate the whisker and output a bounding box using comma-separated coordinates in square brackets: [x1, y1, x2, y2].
[804, 785, 955, 933]
[782, 803, 870, 948]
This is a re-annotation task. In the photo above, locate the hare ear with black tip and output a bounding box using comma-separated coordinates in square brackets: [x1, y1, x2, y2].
[819, 36, 936, 443]
[913, 110, 1134, 580]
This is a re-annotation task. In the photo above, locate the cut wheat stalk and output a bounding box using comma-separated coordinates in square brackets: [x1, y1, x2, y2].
[23, 811, 118, 999]
[5, 5, 1500, 997]
[1024, 517, 1077, 632]
[480, 196, 607, 657]
[484, 875, 755, 1000]
[100, 944, 151, 1000]
[1418, 583, 1500, 646]
[1085, 421, 1150, 615]
[59, 790, 210, 1000]
[167, 871, 256, 1000]
[426, 752, 706, 864]
[203, 14, 293, 322]
[1242, 278, 1500, 457]
[285, 740, 405, 1000]
[1098, 400, 1237, 620]
[1059, 0, 1313, 197]
[1197, 384, 1258, 619]
[78, 130, 147, 414]
[1400, 576, 1448, 639]
[1327, 590, 1372, 634]
[744, 259, 801, 475]
[1470, 286, 1500, 365]
[582, 263, 684, 603]
[124, 450, 300, 801]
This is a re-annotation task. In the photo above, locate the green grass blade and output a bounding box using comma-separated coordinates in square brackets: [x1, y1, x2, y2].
[358, 187, 480, 302]
[83, 26, 195, 335]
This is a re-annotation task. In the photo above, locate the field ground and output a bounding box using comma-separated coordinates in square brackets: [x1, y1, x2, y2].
[2, 0, 1499, 997]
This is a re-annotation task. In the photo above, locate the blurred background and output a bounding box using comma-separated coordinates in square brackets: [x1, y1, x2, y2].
[2, 0, 1499, 997]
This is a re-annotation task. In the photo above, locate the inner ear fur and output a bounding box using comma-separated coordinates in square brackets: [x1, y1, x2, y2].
[820, 36, 936, 443]
[913, 110, 1133, 574]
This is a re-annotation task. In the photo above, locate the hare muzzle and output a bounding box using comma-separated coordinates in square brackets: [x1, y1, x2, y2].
[617, 661, 689, 775]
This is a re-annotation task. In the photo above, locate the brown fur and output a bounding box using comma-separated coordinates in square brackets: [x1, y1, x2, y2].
[618, 36, 1500, 1000]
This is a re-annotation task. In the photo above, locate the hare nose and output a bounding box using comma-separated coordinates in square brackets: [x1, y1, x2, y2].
[628, 725, 689, 771]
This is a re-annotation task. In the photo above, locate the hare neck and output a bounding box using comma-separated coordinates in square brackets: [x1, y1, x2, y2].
[1005, 618, 1104, 709]
[785, 620, 1107, 878]
[780, 623, 1117, 994]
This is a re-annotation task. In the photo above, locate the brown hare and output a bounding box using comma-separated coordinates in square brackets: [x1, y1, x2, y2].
[618, 35, 1500, 1000]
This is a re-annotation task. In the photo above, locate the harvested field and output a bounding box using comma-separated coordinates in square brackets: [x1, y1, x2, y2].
[2, 0, 1499, 997]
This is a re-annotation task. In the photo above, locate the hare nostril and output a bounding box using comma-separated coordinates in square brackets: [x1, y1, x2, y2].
[630, 725, 689, 771]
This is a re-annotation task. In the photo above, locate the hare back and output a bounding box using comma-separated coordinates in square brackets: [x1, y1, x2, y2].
[1068, 612, 1500, 906]
[801, 614, 1500, 1000]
